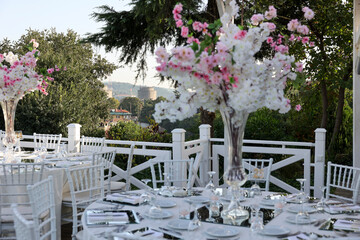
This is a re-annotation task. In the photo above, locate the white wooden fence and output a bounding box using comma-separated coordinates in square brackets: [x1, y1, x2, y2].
[19, 123, 326, 197]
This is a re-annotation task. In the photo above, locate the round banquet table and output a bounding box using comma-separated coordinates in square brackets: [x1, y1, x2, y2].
[81, 189, 360, 240]
[0, 151, 93, 240]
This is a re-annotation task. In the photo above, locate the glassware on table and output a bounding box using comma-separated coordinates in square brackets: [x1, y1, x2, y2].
[179, 205, 190, 219]
[295, 178, 311, 226]
[58, 142, 68, 160]
[188, 202, 201, 231]
[140, 179, 152, 205]
[250, 167, 264, 196]
[205, 171, 216, 192]
[316, 186, 327, 212]
[14, 130, 22, 153]
[159, 172, 173, 197]
[206, 194, 220, 222]
[274, 196, 286, 216]
[250, 211, 264, 233]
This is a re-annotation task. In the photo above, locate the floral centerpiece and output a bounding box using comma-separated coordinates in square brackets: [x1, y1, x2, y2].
[0, 39, 61, 160]
[153, 0, 314, 223]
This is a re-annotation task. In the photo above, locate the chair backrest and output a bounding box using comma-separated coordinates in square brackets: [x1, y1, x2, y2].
[27, 176, 56, 240]
[125, 143, 135, 191]
[33, 133, 62, 152]
[0, 163, 45, 234]
[80, 136, 105, 154]
[92, 150, 116, 194]
[326, 161, 360, 204]
[65, 165, 104, 238]
[150, 158, 196, 189]
[242, 158, 273, 191]
[11, 204, 36, 240]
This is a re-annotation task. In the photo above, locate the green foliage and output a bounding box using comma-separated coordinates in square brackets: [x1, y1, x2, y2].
[119, 97, 143, 117]
[139, 97, 167, 123]
[108, 98, 120, 110]
[0, 29, 117, 136]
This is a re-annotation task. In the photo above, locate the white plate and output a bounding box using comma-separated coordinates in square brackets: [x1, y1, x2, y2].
[186, 196, 209, 204]
[259, 226, 290, 236]
[206, 226, 240, 238]
[287, 205, 317, 214]
[154, 199, 176, 208]
[144, 210, 172, 219]
[167, 219, 191, 230]
[285, 215, 317, 224]
[260, 199, 276, 206]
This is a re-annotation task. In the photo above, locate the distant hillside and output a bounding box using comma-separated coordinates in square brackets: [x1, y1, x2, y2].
[104, 82, 174, 100]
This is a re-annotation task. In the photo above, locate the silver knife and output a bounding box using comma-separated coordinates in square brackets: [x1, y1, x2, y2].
[158, 227, 182, 236]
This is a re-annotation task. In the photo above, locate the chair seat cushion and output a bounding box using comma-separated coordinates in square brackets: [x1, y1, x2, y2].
[110, 181, 126, 191]
[76, 230, 84, 240]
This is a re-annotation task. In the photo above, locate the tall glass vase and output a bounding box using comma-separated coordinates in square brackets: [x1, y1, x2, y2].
[1, 98, 19, 163]
[220, 109, 249, 225]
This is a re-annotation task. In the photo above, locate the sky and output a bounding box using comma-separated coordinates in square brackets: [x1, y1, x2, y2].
[0, 0, 172, 88]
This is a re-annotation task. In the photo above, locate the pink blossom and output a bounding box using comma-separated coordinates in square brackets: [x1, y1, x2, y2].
[176, 20, 183, 28]
[297, 25, 309, 35]
[29, 39, 39, 48]
[63, 67, 67, 71]
[277, 38, 282, 44]
[173, 13, 181, 21]
[211, 72, 222, 85]
[295, 104, 302, 111]
[295, 62, 303, 72]
[216, 42, 228, 54]
[286, 99, 291, 107]
[267, 37, 273, 44]
[302, 36, 309, 44]
[193, 21, 202, 32]
[0, 54, 4, 63]
[265, 6, 277, 20]
[234, 30, 247, 40]
[251, 14, 264, 26]
[309, 42, 315, 47]
[302, 7, 315, 20]
[172, 3, 183, 14]
[287, 19, 299, 31]
[181, 26, 189, 37]
[155, 47, 169, 63]
[267, 23, 276, 32]
[47, 68, 54, 74]
[289, 34, 296, 41]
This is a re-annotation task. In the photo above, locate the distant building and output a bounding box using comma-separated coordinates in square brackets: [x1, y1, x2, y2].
[138, 87, 157, 100]
[103, 85, 113, 98]
[102, 108, 134, 131]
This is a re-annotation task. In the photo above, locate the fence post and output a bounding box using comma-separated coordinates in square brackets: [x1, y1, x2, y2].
[67, 123, 82, 153]
[172, 128, 186, 187]
[199, 124, 211, 186]
[314, 128, 327, 198]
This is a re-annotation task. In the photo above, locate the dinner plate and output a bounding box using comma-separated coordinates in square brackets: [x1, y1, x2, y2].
[287, 205, 317, 214]
[285, 215, 317, 224]
[167, 219, 191, 230]
[143, 210, 173, 219]
[258, 226, 290, 236]
[206, 226, 240, 237]
[186, 196, 209, 204]
[260, 199, 276, 206]
[154, 199, 177, 208]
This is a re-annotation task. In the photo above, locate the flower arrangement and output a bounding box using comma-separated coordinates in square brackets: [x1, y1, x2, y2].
[153, 1, 314, 126]
[0, 39, 62, 101]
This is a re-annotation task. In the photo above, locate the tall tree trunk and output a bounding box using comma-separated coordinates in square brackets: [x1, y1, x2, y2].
[327, 66, 352, 153]
[320, 80, 329, 129]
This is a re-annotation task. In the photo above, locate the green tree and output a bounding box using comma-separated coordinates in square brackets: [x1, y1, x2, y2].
[0, 29, 117, 136]
[108, 97, 120, 110]
[139, 97, 166, 123]
[119, 97, 143, 117]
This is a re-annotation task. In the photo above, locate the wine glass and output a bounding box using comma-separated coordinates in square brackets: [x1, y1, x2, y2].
[58, 142, 68, 160]
[205, 171, 216, 192]
[250, 167, 264, 196]
[188, 202, 201, 231]
[14, 131, 22, 153]
[316, 186, 327, 212]
[295, 178, 311, 226]
[140, 179, 152, 205]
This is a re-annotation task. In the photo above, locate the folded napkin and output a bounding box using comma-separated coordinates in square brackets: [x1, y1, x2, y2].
[87, 211, 128, 224]
[106, 193, 142, 205]
[333, 219, 360, 231]
[284, 194, 298, 202]
[173, 189, 187, 197]
[325, 203, 360, 214]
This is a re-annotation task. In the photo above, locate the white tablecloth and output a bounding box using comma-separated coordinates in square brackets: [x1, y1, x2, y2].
[0, 152, 92, 240]
[81, 190, 360, 240]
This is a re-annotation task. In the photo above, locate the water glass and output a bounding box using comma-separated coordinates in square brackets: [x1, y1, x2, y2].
[274, 197, 286, 216]
[250, 211, 264, 232]
[178, 206, 190, 219]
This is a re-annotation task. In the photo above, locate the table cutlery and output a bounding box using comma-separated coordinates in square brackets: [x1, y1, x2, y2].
[158, 227, 182, 236]
[314, 218, 327, 227]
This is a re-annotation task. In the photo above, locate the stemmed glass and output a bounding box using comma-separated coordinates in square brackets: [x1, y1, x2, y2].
[295, 178, 311, 226]
[188, 202, 201, 231]
[140, 179, 152, 205]
[14, 131, 23, 153]
[316, 186, 327, 212]
[205, 171, 216, 192]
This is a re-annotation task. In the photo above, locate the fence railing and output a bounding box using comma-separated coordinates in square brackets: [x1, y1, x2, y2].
[19, 123, 326, 197]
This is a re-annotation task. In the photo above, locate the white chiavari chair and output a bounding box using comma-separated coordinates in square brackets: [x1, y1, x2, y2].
[10, 204, 36, 240]
[80, 136, 105, 154]
[61, 165, 104, 240]
[242, 158, 273, 191]
[27, 176, 56, 240]
[33, 133, 62, 153]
